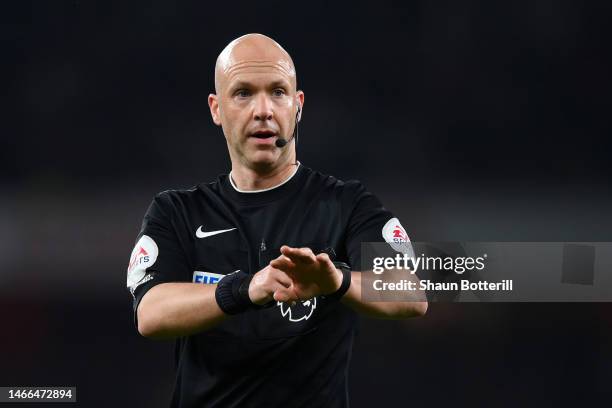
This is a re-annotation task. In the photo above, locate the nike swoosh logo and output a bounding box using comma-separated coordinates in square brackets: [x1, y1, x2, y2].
[195, 226, 237, 239]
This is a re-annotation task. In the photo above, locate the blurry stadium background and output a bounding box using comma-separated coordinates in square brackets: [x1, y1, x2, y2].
[2, 1, 612, 406]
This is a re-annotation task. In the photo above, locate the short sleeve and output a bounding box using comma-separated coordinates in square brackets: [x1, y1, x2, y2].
[126, 193, 192, 324]
[344, 181, 413, 271]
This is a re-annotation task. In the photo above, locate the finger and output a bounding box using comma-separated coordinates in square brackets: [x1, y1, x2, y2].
[273, 290, 290, 302]
[316, 252, 335, 268]
[281, 246, 315, 264]
[271, 269, 294, 288]
[270, 255, 296, 271]
[273, 286, 299, 303]
[273, 253, 294, 263]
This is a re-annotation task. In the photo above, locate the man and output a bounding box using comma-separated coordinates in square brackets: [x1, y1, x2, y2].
[127, 33, 427, 408]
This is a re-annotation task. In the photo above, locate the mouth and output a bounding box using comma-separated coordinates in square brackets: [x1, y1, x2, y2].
[249, 130, 278, 139]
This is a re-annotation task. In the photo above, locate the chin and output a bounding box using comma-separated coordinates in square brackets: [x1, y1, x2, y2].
[247, 151, 280, 169]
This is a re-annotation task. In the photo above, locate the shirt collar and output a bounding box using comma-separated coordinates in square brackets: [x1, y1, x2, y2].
[228, 162, 301, 193]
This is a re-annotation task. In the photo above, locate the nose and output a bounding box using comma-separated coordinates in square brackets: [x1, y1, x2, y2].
[253, 94, 273, 121]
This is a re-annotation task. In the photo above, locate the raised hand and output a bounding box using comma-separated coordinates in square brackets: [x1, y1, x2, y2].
[248, 265, 300, 305]
[269, 246, 343, 300]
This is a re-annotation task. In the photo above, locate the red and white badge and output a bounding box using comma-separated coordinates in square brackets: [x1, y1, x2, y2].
[382, 217, 413, 254]
[127, 234, 158, 290]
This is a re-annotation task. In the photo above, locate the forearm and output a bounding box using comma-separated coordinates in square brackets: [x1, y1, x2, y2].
[341, 271, 428, 319]
[137, 282, 227, 339]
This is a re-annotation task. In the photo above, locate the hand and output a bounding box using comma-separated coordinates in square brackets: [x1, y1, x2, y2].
[269, 246, 343, 300]
[248, 265, 300, 305]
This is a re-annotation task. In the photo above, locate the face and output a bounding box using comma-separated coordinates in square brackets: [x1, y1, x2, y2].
[209, 51, 304, 171]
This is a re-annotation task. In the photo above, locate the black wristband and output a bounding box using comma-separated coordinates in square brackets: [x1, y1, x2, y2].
[215, 270, 257, 315]
[327, 261, 352, 301]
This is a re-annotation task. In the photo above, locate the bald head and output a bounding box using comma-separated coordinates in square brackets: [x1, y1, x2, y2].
[214, 33, 297, 94]
[207, 34, 304, 173]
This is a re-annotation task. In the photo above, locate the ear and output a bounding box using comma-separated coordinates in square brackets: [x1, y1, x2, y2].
[208, 94, 222, 126]
[296, 90, 305, 122]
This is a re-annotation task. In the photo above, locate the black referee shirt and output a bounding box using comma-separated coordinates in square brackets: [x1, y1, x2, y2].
[126, 164, 411, 408]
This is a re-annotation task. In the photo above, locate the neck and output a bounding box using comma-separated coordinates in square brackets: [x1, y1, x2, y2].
[230, 160, 299, 191]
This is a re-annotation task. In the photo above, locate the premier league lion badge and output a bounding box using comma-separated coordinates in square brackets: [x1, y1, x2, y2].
[277, 297, 317, 322]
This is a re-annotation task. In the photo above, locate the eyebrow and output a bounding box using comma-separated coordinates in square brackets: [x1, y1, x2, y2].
[269, 80, 290, 89]
[228, 81, 252, 91]
[228, 79, 291, 92]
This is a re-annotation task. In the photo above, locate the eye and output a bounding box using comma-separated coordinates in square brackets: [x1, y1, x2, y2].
[272, 88, 286, 97]
[235, 89, 251, 98]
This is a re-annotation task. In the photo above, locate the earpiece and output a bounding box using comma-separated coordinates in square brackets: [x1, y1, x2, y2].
[275, 102, 301, 149]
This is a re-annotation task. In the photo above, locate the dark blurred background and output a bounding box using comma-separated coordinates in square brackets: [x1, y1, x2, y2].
[2, 1, 612, 406]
